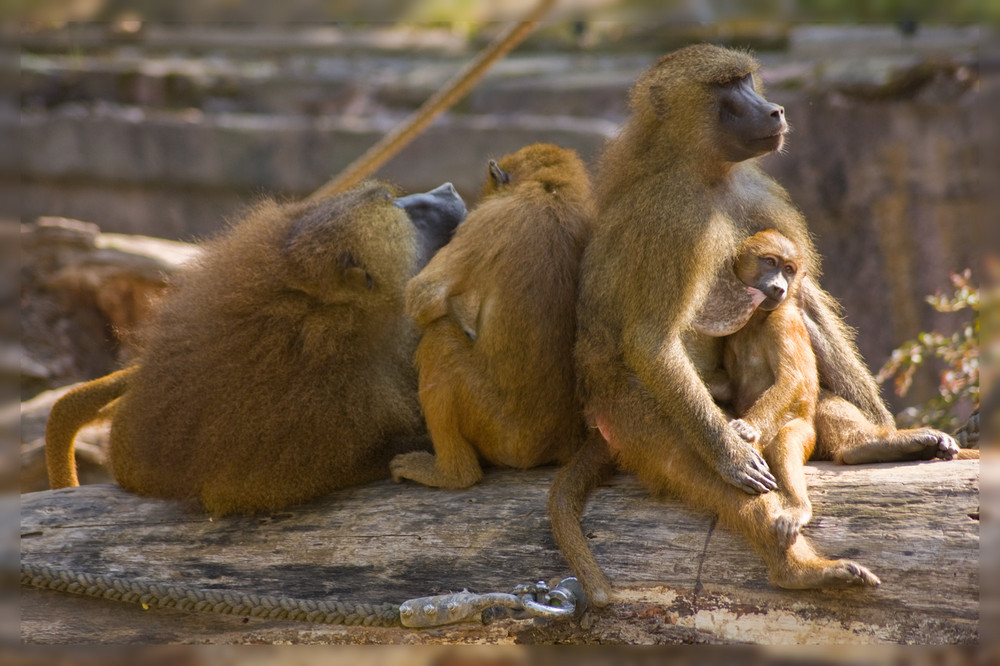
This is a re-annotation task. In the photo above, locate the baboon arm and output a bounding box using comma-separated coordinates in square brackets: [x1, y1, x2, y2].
[623, 324, 776, 494]
[742, 359, 806, 443]
[800, 277, 894, 428]
[405, 245, 465, 329]
[405, 276, 451, 329]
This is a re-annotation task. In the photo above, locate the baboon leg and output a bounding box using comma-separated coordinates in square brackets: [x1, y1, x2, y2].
[390, 329, 487, 489]
[548, 430, 617, 608]
[649, 428, 879, 590]
[762, 418, 814, 548]
[814, 394, 960, 464]
[390, 386, 483, 489]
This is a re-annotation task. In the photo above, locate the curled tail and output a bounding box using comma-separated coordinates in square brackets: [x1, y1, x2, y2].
[46, 367, 136, 489]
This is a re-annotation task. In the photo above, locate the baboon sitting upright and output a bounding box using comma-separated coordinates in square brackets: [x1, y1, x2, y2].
[549, 44, 956, 606]
[391, 144, 594, 488]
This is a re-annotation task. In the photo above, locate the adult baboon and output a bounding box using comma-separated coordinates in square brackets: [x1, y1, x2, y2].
[47, 182, 466, 514]
[549, 44, 956, 606]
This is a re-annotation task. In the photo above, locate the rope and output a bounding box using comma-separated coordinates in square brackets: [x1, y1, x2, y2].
[21, 562, 401, 627]
[309, 0, 557, 200]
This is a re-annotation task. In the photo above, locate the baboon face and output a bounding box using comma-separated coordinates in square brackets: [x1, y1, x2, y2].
[715, 73, 787, 162]
[395, 182, 467, 268]
[734, 230, 800, 311]
[638, 45, 787, 164]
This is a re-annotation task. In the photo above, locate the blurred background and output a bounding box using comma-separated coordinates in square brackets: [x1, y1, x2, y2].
[8, 1, 991, 428]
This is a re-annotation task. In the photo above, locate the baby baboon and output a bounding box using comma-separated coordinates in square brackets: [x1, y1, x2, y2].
[391, 144, 594, 488]
[46, 182, 466, 514]
[713, 230, 847, 553]
[549, 44, 931, 606]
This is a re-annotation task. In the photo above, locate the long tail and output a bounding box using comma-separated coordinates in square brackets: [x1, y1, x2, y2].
[547, 430, 616, 607]
[46, 366, 136, 489]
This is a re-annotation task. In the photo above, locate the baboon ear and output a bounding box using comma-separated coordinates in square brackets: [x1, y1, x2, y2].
[488, 160, 510, 188]
[338, 251, 373, 290]
[344, 266, 373, 291]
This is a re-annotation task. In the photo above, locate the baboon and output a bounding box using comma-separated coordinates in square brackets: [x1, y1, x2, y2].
[390, 144, 594, 488]
[709, 230, 830, 550]
[549, 44, 957, 606]
[46, 182, 467, 514]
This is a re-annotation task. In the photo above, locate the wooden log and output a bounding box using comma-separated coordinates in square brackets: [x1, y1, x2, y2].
[20, 460, 979, 645]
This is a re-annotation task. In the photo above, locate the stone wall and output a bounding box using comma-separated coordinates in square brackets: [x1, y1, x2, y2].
[12, 24, 989, 413]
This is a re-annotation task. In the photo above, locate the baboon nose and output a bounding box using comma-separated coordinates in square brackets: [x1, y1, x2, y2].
[769, 285, 785, 300]
[770, 105, 784, 119]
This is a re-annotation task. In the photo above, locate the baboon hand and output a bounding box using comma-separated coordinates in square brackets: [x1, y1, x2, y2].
[729, 418, 760, 444]
[716, 435, 776, 495]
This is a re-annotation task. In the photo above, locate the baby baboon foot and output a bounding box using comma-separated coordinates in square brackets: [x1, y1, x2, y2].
[389, 451, 480, 489]
[729, 418, 760, 444]
[777, 559, 880, 589]
[771, 509, 810, 548]
[897, 429, 960, 460]
[822, 559, 881, 587]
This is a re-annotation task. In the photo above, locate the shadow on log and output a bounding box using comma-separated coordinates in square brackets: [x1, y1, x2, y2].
[20, 460, 978, 645]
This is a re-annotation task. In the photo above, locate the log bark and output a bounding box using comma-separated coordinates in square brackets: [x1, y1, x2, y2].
[19, 460, 979, 645]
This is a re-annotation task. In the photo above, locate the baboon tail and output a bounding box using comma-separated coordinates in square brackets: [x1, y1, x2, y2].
[45, 366, 136, 489]
[547, 430, 616, 607]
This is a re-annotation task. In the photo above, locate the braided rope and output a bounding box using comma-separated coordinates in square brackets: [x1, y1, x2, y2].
[21, 562, 401, 627]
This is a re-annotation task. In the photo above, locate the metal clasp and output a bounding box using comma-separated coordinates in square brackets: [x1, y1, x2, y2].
[399, 577, 586, 628]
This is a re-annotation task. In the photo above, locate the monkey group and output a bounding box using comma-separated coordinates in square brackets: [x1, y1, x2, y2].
[46, 44, 971, 605]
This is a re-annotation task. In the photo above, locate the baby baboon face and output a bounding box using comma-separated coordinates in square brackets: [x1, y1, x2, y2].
[733, 230, 801, 311]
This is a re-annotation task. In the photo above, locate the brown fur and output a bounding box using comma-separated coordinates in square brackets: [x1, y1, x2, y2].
[718, 231, 869, 564]
[391, 144, 594, 488]
[549, 45, 919, 607]
[46, 183, 437, 514]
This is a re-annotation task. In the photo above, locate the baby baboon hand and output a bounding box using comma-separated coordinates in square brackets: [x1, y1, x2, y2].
[772, 510, 808, 548]
[716, 436, 776, 495]
[729, 418, 760, 444]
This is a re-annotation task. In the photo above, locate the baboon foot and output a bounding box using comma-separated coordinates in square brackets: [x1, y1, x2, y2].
[775, 559, 881, 589]
[839, 428, 960, 464]
[389, 451, 482, 489]
[729, 418, 760, 444]
[771, 508, 810, 549]
[891, 428, 960, 461]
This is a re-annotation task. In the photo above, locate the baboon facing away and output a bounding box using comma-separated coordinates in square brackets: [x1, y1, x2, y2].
[549, 44, 955, 606]
[391, 144, 594, 488]
[47, 182, 467, 514]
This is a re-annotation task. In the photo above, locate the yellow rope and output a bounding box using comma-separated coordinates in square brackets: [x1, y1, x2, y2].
[309, 0, 557, 200]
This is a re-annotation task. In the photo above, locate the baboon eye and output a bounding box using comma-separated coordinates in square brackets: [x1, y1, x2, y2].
[763, 256, 777, 268]
[784, 264, 796, 275]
